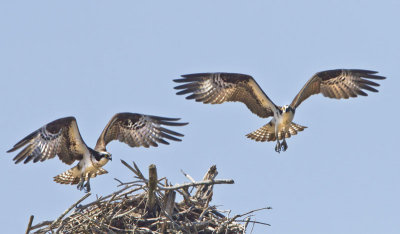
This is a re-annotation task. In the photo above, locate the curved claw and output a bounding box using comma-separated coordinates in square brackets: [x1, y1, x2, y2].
[281, 139, 288, 152]
[77, 180, 84, 191]
[275, 141, 281, 153]
[83, 181, 91, 193]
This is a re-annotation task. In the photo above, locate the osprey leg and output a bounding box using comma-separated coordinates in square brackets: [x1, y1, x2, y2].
[83, 176, 91, 193]
[77, 177, 85, 191]
[275, 140, 281, 153]
[281, 138, 288, 152]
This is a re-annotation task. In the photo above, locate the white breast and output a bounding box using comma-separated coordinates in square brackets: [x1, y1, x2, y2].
[275, 111, 295, 133]
[78, 153, 97, 176]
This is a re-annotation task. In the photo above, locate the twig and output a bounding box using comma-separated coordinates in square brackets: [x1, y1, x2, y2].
[29, 221, 52, 231]
[121, 160, 147, 181]
[25, 215, 34, 234]
[114, 178, 124, 185]
[181, 169, 196, 183]
[106, 193, 117, 207]
[235, 219, 271, 226]
[181, 169, 197, 193]
[158, 179, 233, 190]
[76, 184, 136, 211]
[244, 217, 250, 231]
[217, 207, 271, 233]
[250, 219, 256, 234]
[198, 206, 213, 221]
[230, 207, 272, 222]
[120, 159, 137, 174]
[49, 192, 91, 229]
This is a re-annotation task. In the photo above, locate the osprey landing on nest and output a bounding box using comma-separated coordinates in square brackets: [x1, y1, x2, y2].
[174, 69, 385, 153]
[7, 113, 188, 192]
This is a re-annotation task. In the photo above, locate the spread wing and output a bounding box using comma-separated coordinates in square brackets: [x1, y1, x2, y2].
[7, 117, 89, 165]
[174, 73, 279, 118]
[290, 69, 386, 109]
[95, 113, 188, 152]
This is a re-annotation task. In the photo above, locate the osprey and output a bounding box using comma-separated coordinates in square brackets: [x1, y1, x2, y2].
[174, 69, 385, 153]
[7, 113, 188, 192]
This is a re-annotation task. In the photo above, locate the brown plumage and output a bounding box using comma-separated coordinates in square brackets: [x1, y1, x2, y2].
[246, 121, 307, 142]
[7, 117, 87, 165]
[290, 69, 385, 108]
[95, 113, 188, 152]
[54, 166, 108, 185]
[174, 73, 278, 118]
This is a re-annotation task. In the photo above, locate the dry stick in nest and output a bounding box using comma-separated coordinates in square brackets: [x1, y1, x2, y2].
[27, 193, 92, 232]
[75, 184, 142, 211]
[160, 190, 176, 232]
[158, 179, 234, 191]
[146, 164, 158, 215]
[25, 215, 34, 234]
[216, 207, 272, 234]
[28, 221, 52, 232]
[121, 160, 234, 192]
[194, 165, 218, 207]
[49, 193, 92, 229]
[28, 160, 269, 233]
[163, 190, 176, 217]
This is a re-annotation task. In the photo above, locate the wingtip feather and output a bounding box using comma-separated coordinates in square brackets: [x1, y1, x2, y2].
[6, 148, 15, 153]
[160, 121, 188, 127]
[173, 78, 186, 83]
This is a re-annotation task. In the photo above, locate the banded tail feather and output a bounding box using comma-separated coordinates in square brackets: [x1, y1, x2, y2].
[54, 166, 108, 185]
[247, 122, 307, 142]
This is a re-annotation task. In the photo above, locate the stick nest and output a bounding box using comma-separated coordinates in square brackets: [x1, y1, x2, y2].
[28, 160, 270, 233]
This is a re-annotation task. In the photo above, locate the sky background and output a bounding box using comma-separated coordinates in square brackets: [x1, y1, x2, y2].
[0, 1, 399, 233]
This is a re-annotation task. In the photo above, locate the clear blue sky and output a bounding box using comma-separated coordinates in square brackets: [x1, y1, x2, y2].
[0, 1, 399, 233]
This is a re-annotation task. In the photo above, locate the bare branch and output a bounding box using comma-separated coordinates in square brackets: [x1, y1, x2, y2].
[25, 215, 34, 234]
[231, 207, 272, 222]
[49, 192, 91, 229]
[29, 221, 52, 231]
[180, 169, 196, 183]
[158, 179, 234, 191]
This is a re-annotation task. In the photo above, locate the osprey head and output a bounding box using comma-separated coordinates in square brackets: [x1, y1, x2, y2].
[100, 151, 112, 161]
[281, 105, 294, 114]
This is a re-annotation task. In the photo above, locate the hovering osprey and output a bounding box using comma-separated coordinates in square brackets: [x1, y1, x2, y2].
[7, 113, 187, 192]
[174, 69, 385, 153]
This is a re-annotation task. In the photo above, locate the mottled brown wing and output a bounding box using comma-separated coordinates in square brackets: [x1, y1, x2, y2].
[290, 69, 386, 109]
[95, 113, 188, 152]
[7, 117, 89, 165]
[174, 73, 278, 118]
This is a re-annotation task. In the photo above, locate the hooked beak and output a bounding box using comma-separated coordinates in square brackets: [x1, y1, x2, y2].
[107, 154, 112, 161]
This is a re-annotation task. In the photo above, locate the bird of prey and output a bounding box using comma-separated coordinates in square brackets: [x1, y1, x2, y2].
[7, 113, 188, 192]
[174, 69, 385, 153]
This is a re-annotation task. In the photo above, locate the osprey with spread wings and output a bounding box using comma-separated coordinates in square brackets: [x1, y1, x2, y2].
[7, 113, 187, 192]
[174, 69, 385, 153]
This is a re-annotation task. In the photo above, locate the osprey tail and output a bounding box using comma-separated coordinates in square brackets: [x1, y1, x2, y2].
[246, 121, 307, 142]
[54, 166, 108, 185]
